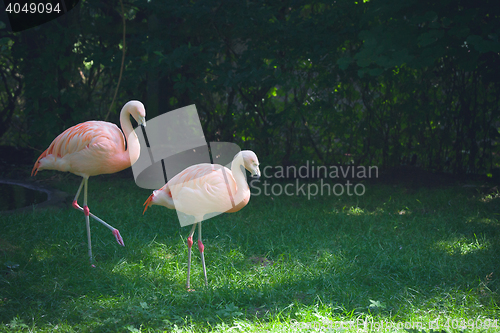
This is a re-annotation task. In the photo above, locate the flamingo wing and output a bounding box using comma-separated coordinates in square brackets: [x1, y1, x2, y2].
[168, 164, 239, 217]
[143, 164, 217, 214]
[143, 163, 238, 216]
[169, 164, 236, 193]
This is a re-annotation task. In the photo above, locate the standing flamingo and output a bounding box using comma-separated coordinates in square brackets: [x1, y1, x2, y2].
[32, 100, 147, 266]
[143, 150, 260, 289]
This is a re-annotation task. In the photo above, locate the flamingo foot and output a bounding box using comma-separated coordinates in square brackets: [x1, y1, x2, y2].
[113, 229, 125, 246]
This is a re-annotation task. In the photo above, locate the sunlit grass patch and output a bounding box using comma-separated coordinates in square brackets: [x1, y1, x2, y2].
[435, 234, 491, 256]
[1, 175, 499, 332]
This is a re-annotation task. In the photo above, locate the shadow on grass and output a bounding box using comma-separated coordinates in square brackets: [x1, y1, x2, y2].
[1, 173, 499, 331]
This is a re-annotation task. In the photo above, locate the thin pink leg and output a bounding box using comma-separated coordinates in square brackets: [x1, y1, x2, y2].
[72, 178, 125, 250]
[72, 178, 85, 208]
[186, 223, 197, 289]
[83, 178, 94, 267]
[198, 222, 208, 287]
[70, 178, 94, 266]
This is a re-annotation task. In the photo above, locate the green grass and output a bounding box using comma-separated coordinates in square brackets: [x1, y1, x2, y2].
[1, 171, 499, 332]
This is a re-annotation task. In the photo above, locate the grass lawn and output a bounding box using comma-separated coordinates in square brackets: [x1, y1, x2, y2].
[1, 169, 499, 332]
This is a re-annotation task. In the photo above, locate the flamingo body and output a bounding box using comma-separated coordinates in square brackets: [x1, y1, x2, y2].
[144, 163, 248, 219]
[32, 100, 147, 265]
[143, 150, 260, 288]
[32, 121, 130, 178]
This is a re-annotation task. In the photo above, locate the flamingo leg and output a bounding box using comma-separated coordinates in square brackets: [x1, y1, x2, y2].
[198, 222, 208, 287]
[73, 178, 85, 203]
[83, 178, 94, 266]
[71, 178, 94, 266]
[186, 223, 197, 290]
[72, 178, 125, 248]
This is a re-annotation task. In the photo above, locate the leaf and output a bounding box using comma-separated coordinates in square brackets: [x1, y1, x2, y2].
[125, 325, 141, 333]
[422, 10, 438, 23]
[9, 317, 28, 329]
[417, 30, 443, 47]
[466, 35, 500, 53]
[368, 68, 384, 76]
[448, 26, 470, 39]
[337, 57, 352, 70]
[355, 51, 372, 68]
[368, 299, 386, 310]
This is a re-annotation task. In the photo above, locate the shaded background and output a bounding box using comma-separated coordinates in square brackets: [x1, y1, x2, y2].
[1, 0, 499, 177]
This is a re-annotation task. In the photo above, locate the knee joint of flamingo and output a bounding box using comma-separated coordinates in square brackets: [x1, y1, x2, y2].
[187, 237, 193, 248]
[198, 240, 204, 253]
[83, 205, 90, 217]
[72, 200, 81, 210]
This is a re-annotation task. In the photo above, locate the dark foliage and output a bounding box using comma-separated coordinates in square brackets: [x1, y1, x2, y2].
[0, 0, 499, 175]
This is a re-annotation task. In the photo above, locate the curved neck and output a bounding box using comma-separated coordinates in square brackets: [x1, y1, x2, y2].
[120, 108, 140, 165]
[231, 153, 249, 203]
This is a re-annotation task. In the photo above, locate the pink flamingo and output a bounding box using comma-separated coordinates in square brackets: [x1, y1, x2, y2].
[32, 100, 147, 265]
[143, 150, 260, 289]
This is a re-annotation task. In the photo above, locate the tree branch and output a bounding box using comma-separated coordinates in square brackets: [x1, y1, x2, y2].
[105, 0, 126, 121]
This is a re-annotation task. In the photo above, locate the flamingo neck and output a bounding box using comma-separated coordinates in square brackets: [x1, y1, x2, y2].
[230, 153, 250, 206]
[120, 108, 140, 165]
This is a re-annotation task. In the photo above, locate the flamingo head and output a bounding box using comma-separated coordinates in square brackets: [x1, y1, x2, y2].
[240, 150, 261, 179]
[143, 186, 175, 214]
[125, 100, 147, 127]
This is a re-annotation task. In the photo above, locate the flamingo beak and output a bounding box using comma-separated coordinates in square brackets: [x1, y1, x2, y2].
[138, 116, 146, 127]
[251, 169, 261, 179]
[31, 163, 39, 177]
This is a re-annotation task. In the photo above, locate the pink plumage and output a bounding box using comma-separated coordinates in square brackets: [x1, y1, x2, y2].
[143, 150, 260, 289]
[32, 121, 129, 177]
[32, 100, 147, 266]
